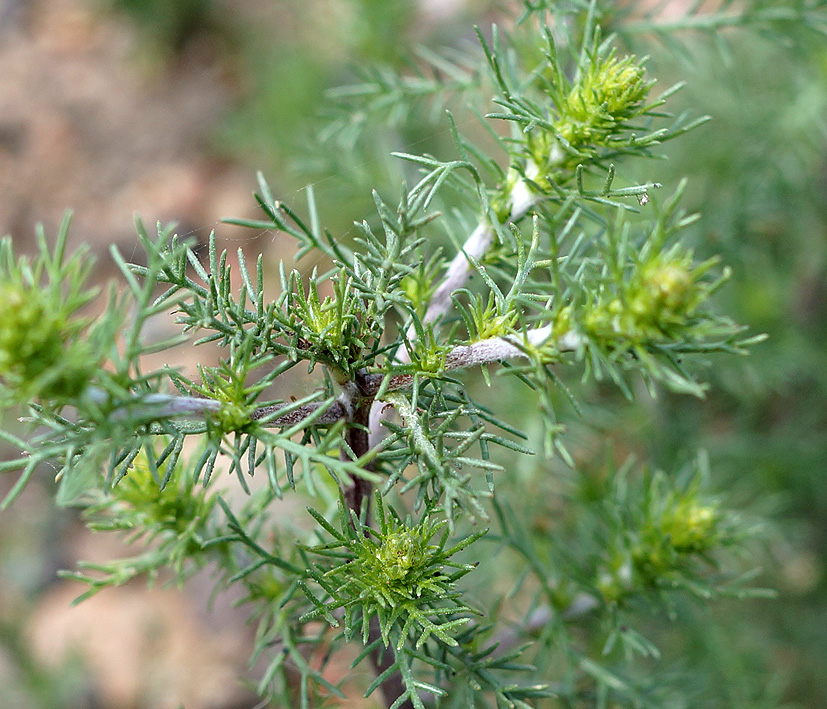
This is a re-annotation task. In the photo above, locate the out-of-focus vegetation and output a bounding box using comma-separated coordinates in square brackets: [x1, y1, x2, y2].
[619, 24, 827, 705]
[1, 0, 825, 706]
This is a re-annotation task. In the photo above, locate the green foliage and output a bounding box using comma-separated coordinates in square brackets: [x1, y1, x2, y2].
[0, 213, 106, 404]
[4, 1, 820, 706]
[59, 448, 219, 602]
[300, 493, 484, 652]
[488, 29, 662, 184]
[591, 455, 755, 605]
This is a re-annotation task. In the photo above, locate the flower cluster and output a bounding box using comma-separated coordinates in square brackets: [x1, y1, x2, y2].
[595, 466, 731, 604]
[555, 52, 652, 151]
[0, 221, 99, 403]
[491, 46, 657, 220]
[300, 494, 483, 649]
[527, 50, 654, 182]
[581, 248, 723, 351]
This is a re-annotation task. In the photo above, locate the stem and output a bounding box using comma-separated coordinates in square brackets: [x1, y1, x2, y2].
[339, 384, 411, 708]
[367, 326, 582, 446]
[489, 594, 599, 654]
[368, 618, 412, 709]
[343, 393, 374, 522]
[85, 324, 582, 434]
[412, 221, 493, 342]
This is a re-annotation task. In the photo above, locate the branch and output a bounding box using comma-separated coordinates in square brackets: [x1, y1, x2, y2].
[414, 221, 492, 338]
[361, 326, 581, 398]
[374, 177, 540, 446]
[85, 388, 348, 428]
[251, 401, 348, 426]
[366, 324, 581, 446]
[490, 594, 599, 656]
[443, 325, 580, 370]
[402, 175, 538, 351]
[82, 324, 580, 433]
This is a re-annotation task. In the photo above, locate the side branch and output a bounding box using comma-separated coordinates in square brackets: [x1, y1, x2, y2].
[416, 222, 493, 335]
[252, 401, 348, 426]
[404, 180, 537, 346]
[87, 389, 347, 428]
[361, 325, 583, 398]
[89, 324, 580, 432]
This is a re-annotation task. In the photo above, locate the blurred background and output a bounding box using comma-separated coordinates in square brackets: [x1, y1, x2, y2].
[0, 0, 825, 707]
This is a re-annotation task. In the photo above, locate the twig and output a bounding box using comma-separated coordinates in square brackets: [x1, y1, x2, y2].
[374, 175, 540, 447]
[84, 324, 581, 433]
[86, 388, 348, 427]
[415, 221, 493, 338]
[401, 174, 538, 351]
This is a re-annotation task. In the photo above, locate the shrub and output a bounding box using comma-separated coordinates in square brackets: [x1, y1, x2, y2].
[5, 2, 817, 706]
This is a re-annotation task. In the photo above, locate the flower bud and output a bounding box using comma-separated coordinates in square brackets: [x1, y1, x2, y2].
[0, 283, 94, 401]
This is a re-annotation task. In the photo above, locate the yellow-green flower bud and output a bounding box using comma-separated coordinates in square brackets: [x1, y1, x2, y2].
[661, 503, 719, 553]
[642, 260, 694, 313]
[0, 283, 94, 401]
[0, 284, 64, 379]
[556, 54, 651, 150]
[214, 400, 253, 433]
[376, 530, 425, 583]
